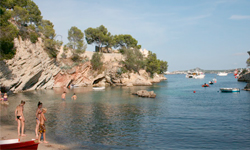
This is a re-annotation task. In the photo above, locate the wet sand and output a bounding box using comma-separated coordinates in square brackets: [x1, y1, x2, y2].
[0, 125, 69, 150]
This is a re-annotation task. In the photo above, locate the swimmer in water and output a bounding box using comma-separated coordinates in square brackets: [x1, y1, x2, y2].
[71, 93, 77, 100]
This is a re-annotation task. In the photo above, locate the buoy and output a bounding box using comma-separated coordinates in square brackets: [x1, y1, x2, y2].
[193, 91, 196, 93]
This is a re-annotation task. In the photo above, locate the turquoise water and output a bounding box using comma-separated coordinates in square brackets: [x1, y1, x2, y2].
[1, 74, 250, 149]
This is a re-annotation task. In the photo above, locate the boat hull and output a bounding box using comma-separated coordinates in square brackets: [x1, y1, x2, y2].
[0, 139, 39, 150]
[93, 87, 105, 90]
[220, 88, 240, 92]
[217, 72, 228, 76]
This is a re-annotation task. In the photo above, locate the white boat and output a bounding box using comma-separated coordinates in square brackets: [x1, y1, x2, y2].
[217, 72, 228, 76]
[185, 71, 205, 79]
[220, 88, 240, 92]
[93, 87, 105, 90]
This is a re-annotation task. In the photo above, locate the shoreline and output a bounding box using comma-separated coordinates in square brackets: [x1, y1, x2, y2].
[0, 125, 69, 150]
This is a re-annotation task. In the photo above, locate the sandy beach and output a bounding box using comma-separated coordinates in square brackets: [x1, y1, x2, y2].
[0, 125, 68, 150]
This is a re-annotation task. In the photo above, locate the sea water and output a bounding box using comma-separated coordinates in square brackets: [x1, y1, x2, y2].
[1, 74, 250, 149]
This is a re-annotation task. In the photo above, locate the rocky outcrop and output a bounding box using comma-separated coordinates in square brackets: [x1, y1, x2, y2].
[54, 61, 93, 88]
[0, 38, 167, 93]
[132, 90, 156, 98]
[238, 72, 250, 91]
[0, 37, 60, 93]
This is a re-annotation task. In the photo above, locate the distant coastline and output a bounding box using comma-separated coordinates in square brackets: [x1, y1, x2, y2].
[166, 67, 247, 75]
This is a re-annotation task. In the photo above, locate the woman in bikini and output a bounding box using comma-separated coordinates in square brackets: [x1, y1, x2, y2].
[35, 101, 43, 138]
[15, 101, 26, 136]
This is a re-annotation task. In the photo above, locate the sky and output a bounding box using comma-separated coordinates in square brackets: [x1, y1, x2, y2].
[33, 0, 250, 71]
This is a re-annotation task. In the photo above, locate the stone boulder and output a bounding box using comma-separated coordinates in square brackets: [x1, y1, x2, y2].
[132, 90, 156, 98]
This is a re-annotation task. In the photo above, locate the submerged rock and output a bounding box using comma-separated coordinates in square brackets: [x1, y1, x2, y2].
[132, 90, 156, 98]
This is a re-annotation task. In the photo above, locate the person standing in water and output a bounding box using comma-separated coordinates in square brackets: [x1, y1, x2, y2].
[35, 101, 43, 138]
[71, 93, 77, 100]
[61, 91, 66, 100]
[38, 108, 48, 143]
[15, 100, 26, 137]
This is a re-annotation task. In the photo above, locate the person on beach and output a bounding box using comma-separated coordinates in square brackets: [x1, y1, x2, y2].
[35, 101, 43, 138]
[38, 108, 48, 143]
[71, 93, 77, 100]
[61, 91, 66, 100]
[15, 100, 26, 137]
[3, 93, 8, 101]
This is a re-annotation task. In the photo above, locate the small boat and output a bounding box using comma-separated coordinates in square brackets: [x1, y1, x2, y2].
[93, 87, 105, 90]
[0, 139, 39, 149]
[186, 70, 205, 79]
[220, 88, 240, 92]
[217, 72, 228, 76]
[202, 84, 209, 87]
[212, 78, 217, 83]
[209, 81, 214, 84]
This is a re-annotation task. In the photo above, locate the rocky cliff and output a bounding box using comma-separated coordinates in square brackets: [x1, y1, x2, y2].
[0, 38, 167, 93]
[0, 37, 61, 93]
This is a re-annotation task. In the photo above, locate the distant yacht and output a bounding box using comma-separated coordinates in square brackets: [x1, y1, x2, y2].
[164, 71, 171, 75]
[217, 72, 228, 76]
[186, 70, 205, 79]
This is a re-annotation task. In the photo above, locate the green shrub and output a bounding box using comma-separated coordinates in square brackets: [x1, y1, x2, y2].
[91, 52, 103, 70]
[30, 32, 39, 43]
[71, 53, 81, 62]
[122, 48, 144, 72]
[61, 53, 66, 59]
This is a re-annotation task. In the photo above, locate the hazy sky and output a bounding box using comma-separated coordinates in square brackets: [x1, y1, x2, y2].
[33, 0, 250, 71]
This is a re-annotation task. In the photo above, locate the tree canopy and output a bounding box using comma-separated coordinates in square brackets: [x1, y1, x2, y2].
[113, 34, 141, 50]
[67, 26, 86, 53]
[84, 25, 112, 52]
[122, 48, 144, 72]
[0, 0, 61, 59]
[145, 51, 168, 76]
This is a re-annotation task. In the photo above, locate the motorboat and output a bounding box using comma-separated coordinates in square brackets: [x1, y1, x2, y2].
[186, 71, 205, 79]
[0, 139, 39, 149]
[217, 72, 228, 76]
[93, 87, 105, 90]
[220, 88, 240, 92]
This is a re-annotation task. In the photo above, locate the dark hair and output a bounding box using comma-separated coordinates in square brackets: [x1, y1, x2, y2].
[21, 100, 25, 104]
[38, 101, 42, 107]
[74, 93, 76, 95]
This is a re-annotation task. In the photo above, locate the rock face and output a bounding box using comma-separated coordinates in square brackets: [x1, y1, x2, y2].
[0, 37, 60, 93]
[132, 90, 156, 98]
[53, 62, 92, 88]
[0, 38, 168, 93]
[238, 71, 250, 90]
